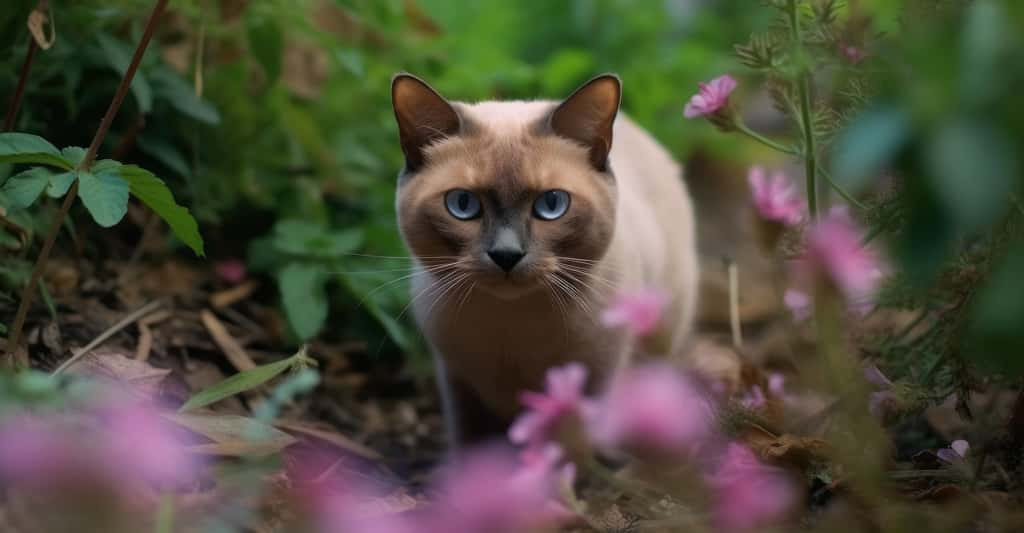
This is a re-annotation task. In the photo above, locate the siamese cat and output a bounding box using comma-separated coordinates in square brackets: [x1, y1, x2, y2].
[391, 73, 698, 448]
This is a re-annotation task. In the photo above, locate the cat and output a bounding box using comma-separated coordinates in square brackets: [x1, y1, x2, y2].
[390, 73, 699, 449]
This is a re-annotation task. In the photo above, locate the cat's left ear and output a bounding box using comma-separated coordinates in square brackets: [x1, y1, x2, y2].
[549, 74, 621, 171]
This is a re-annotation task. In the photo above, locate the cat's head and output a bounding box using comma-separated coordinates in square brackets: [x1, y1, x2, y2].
[391, 74, 620, 299]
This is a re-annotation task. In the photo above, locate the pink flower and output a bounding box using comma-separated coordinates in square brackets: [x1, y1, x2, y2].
[784, 289, 812, 322]
[102, 406, 197, 485]
[601, 287, 669, 337]
[748, 166, 805, 225]
[588, 364, 716, 459]
[863, 364, 893, 388]
[937, 439, 970, 464]
[796, 207, 885, 305]
[741, 385, 767, 409]
[428, 446, 573, 533]
[0, 405, 199, 496]
[684, 75, 737, 119]
[864, 365, 900, 420]
[509, 363, 590, 452]
[841, 44, 867, 65]
[706, 443, 798, 531]
[214, 258, 247, 284]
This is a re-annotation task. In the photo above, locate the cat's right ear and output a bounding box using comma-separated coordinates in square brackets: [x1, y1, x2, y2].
[392, 73, 461, 171]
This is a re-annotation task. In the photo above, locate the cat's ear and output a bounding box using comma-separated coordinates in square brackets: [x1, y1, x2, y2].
[392, 73, 461, 171]
[549, 74, 621, 171]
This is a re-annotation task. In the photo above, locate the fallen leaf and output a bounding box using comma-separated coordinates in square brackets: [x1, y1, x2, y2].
[274, 419, 381, 460]
[66, 349, 171, 398]
[163, 412, 297, 457]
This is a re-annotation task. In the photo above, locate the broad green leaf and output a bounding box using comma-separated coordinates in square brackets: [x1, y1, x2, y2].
[118, 165, 204, 256]
[0, 133, 71, 169]
[60, 147, 87, 168]
[47, 172, 76, 198]
[831, 106, 911, 193]
[278, 262, 328, 340]
[926, 120, 1017, 231]
[77, 169, 130, 227]
[272, 219, 363, 259]
[150, 68, 221, 124]
[137, 137, 191, 178]
[248, 17, 283, 84]
[1, 167, 51, 210]
[97, 33, 153, 113]
[178, 350, 310, 412]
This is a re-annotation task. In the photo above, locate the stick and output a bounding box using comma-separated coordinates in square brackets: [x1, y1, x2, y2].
[53, 299, 164, 374]
[200, 309, 257, 372]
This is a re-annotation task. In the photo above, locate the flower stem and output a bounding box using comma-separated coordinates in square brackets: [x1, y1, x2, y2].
[788, 0, 818, 219]
[4, 0, 169, 369]
[735, 123, 799, 155]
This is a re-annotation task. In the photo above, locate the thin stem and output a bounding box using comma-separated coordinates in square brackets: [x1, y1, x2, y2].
[728, 260, 744, 349]
[735, 123, 799, 155]
[789, 0, 818, 219]
[818, 165, 868, 210]
[4, 0, 169, 369]
[2, 0, 47, 131]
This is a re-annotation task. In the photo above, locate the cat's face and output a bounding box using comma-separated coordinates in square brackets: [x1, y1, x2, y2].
[392, 75, 620, 299]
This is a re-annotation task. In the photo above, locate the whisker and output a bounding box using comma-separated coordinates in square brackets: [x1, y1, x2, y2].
[558, 264, 618, 290]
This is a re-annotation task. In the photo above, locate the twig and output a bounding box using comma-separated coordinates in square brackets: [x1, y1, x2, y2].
[200, 309, 257, 371]
[728, 260, 744, 349]
[4, 0, 169, 368]
[53, 299, 164, 374]
[788, 0, 818, 219]
[2, 1, 48, 132]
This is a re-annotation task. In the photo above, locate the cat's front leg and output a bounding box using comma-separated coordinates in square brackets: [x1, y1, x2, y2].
[431, 351, 507, 454]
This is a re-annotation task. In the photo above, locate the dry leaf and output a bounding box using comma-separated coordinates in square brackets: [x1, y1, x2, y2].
[66, 349, 171, 398]
[163, 412, 297, 457]
[27, 8, 55, 50]
[274, 419, 381, 460]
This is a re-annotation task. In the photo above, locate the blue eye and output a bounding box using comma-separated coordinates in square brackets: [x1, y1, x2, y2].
[533, 190, 570, 220]
[445, 189, 481, 220]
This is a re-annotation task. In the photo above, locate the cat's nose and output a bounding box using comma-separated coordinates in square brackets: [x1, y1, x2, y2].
[487, 248, 525, 272]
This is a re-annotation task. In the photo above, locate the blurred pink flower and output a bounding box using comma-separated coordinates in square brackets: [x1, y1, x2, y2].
[601, 287, 669, 337]
[684, 75, 737, 119]
[842, 44, 868, 65]
[706, 443, 797, 531]
[509, 363, 590, 452]
[783, 289, 812, 322]
[588, 364, 716, 459]
[796, 207, 885, 305]
[748, 166, 805, 226]
[214, 258, 247, 284]
[863, 364, 893, 388]
[302, 471, 417, 533]
[0, 405, 198, 496]
[937, 439, 970, 464]
[741, 385, 767, 409]
[429, 446, 573, 533]
[102, 406, 197, 485]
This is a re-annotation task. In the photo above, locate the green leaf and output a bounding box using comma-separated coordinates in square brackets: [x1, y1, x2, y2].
[77, 169, 130, 227]
[272, 219, 363, 259]
[118, 165, 204, 256]
[1, 167, 52, 210]
[248, 17, 283, 84]
[926, 120, 1017, 231]
[47, 172, 77, 198]
[162, 412, 297, 456]
[60, 147, 87, 168]
[178, 349, 312, 412]
[137, 137, 191, 178]
[831, 106, 911, 193]
[97, 33, 153, 113]
[278, 262, 328, 341]
[0, 133, 72, 169]
[967, 248, 1024, 377]
[150, 68, 221, 124]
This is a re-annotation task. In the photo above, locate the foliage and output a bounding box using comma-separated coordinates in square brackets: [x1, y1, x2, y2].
[1, 0, 763, 350]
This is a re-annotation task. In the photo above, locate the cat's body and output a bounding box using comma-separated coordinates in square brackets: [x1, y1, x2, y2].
[391, 75, 698, 447]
